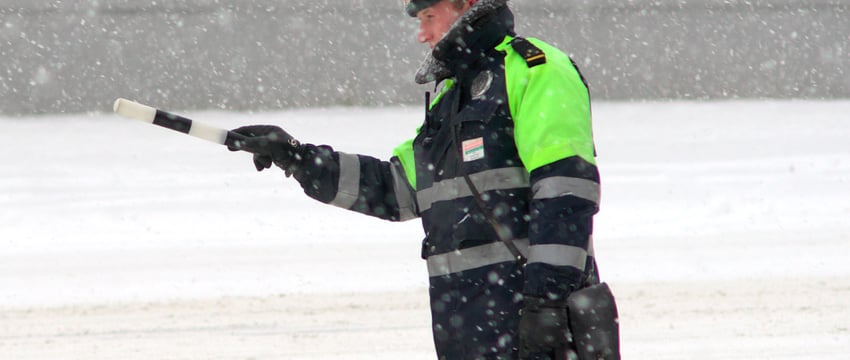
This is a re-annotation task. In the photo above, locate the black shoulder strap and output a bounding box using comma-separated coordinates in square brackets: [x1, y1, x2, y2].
[510, 37, 546, 68]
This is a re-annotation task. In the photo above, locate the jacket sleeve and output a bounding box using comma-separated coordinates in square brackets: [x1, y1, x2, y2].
[290, 143, 419, 222]
[506, 38, 600, 300]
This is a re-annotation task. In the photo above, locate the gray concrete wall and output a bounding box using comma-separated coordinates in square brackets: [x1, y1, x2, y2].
[1, 0, 848, 115]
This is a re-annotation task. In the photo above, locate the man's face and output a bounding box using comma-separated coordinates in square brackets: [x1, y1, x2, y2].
[416, 0, 472, 49]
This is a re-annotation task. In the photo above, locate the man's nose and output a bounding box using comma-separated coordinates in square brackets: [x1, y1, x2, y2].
[417, 25, 429, 44]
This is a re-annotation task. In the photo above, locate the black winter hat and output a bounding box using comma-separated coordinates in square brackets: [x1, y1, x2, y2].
[405, 0, 442, 17]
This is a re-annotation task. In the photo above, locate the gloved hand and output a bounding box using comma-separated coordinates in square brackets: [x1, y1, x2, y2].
[519, 296, 571, 359]
[228, 125, 302, 175]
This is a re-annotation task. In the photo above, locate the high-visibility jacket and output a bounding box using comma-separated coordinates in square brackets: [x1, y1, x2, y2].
[294, 34, 600, 296]
[394, 32, 599, 297]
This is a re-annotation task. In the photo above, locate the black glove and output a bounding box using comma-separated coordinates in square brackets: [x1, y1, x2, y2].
[228, 125, 302, 175]
[519, 296, 571, 360]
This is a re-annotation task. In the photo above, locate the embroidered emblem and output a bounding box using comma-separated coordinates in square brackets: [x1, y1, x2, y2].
[462, 137, 485, 162]
[470, 71, 493, 100]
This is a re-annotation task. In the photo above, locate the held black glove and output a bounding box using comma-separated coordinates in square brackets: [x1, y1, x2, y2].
[228, 125, 302, 175]
[519, 296, 571, 360]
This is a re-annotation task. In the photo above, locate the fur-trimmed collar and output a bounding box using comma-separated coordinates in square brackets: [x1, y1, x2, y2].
[414, 0, 511, 84]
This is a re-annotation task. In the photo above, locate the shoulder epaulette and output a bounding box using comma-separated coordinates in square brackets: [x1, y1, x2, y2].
[510, 37, 546, 68]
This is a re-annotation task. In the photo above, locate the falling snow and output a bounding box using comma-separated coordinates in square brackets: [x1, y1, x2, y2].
[1, 0, 849, 359]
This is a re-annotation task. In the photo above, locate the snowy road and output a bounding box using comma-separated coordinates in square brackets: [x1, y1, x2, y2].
[2, 278, 848, 359]
[2, 101, 850, 358]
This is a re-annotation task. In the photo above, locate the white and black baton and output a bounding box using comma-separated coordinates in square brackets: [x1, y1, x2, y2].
[112, 98, 247, 147]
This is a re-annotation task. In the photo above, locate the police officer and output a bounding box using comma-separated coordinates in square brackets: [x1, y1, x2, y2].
[230, 0, 619, 359]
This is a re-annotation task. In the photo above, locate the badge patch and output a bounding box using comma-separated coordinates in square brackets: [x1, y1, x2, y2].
[470, 71, 493, 100]
[462, 137, 485, 162]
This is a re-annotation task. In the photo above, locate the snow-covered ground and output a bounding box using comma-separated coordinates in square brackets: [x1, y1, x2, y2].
[1, 100, 849, 358]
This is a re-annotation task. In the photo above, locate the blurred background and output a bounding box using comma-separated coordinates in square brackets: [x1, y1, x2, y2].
[1, 0, 848, 115]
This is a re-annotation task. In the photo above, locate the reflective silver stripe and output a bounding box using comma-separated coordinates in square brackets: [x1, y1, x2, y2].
[532, 176, 600, 204]
[390, 161, 418, 221]
[527, 244, 587, 270]
[330, 152, 360, 209]
[417, 167, 529, 212]
[427, 239, 529, 277]
[587, 235, 595, 257]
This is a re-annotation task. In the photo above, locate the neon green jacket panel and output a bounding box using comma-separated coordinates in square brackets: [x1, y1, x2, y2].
[497, 37, 596, 172]
[392, 138, 417, 190]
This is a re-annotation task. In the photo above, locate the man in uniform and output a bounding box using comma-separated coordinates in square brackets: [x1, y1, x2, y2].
[230, 0, 619, 359]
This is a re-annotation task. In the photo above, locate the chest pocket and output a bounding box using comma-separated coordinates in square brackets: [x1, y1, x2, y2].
[455, 99, 516, 176]
[455, 99, 499, 125]
[455, 99, 498, 151]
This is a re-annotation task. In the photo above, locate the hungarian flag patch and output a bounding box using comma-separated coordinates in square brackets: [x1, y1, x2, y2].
[462, 137, 485, 162]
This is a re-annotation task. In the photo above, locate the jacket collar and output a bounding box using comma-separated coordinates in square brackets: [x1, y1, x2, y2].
[414, 0, 514, 84]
